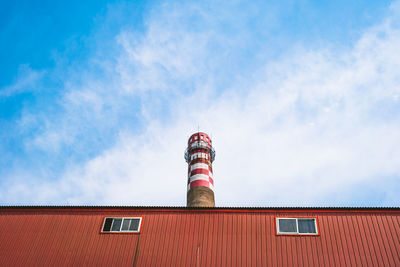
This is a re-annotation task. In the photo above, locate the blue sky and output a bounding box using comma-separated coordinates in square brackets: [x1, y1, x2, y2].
[1, 0, 400, 206]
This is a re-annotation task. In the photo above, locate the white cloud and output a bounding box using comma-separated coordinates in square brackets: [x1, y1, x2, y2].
[0, 65, 45, 97]
[2, 1, 400, 206]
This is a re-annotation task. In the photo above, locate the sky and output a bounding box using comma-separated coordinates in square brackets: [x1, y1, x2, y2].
[1, 0, 400, 207]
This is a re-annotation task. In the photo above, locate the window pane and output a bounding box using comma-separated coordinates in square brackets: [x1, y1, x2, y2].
[298, 219, 316, 233]
[129, 218, 140, 231]
[278, 218, 297, 233]
[121, 219, 131, 231]
[103, 218, 113, 232]
[111, 218, 122, 231]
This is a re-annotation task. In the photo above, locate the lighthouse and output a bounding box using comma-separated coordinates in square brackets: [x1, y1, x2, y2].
[185, 132, 215, 207]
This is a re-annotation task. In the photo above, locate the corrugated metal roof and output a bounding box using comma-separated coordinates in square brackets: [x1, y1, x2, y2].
[1, 205, 400, 210]
[1, 207, 400, 266]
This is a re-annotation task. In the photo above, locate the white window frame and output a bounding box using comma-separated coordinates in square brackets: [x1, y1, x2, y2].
[276, 217, 318, 235]
[102, 217, 142, 233]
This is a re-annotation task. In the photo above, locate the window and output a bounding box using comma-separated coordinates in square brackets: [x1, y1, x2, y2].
[102, 217, 142, 233]
[276, 218, 318, 235]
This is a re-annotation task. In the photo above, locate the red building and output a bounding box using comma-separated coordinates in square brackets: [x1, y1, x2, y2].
[1, 133, 399, 266]
[1, 206, 400, 266]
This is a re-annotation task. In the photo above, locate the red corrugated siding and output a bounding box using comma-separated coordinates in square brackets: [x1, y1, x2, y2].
[1, 208, 400, 266]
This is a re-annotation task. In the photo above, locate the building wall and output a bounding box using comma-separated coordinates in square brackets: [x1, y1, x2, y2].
[1, 208, 400, 266]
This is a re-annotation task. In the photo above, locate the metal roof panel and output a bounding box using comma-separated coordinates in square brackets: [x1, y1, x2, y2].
[1, 208, 400, 266]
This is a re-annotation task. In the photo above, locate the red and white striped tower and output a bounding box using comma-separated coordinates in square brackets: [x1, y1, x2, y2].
[185, 132, 216, 207]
